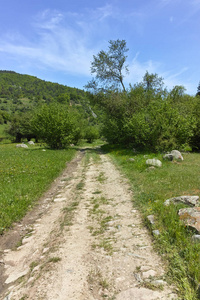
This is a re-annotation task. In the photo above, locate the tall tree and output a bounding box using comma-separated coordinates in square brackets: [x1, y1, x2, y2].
[143, 71, 164, 93]
[86, 39, 129, 92]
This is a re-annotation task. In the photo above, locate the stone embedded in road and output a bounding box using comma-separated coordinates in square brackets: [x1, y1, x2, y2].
[116, 287, 167, 300]
[142, 269, 157, 279]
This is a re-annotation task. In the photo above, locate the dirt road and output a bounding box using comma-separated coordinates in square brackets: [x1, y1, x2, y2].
[0, 149, 177, 299]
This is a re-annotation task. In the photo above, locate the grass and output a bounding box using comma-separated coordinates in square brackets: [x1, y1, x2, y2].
[48, 257, 61, 263]
[102, 144, 200, 300]
[0, 143, 76, 234]
[96, 171, 107, 183]
[61, 201, 79, 228]
[98, 238, 114, 255]
[76, 181, 85, 190]
[0, 124, 11, 143]
[88, 267, 110, 294]
[77, 139, 106, 148]
[29, 261, 39, 271]
[84, 148, 101, 165]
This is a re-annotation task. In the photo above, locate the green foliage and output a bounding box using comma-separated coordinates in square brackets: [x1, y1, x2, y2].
[0, 71, 101, 148]
[6, 112, 35, 142]
[84, 126, 100, 143]
[189, 97, 200, 150]
[124, 100, 196, 151]
[56, 93, 70, 104]
[31, 104, 81, 149]
[91, 72, 199, 152]
[0, 71, 93, 123]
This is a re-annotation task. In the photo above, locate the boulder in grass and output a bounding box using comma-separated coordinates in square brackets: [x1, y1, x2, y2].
[153, 230, 160, 236]
[28, 141, 34, 145]
[171, 150, 183, 161]
[16, 144, 28, 148]
[128, 158, 135, 162]
[192, 235, 200, 243]
[147, 215, 155, 225]
[164, 196, 199, 207]
[178, 207, 200, 233]
[146, 158, 162, 167]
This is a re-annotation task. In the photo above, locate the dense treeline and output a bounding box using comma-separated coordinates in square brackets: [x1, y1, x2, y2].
[1, 68, 200, 152]
[0, 71, 99, 147]
[90, 73, 200, 152]
[0, 70, 90, 117]
[0, 70, 85, 103]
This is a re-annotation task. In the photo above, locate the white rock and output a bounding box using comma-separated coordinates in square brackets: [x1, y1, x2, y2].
[142, 269, 157, 279]
[147, 215, 155, 225]
[171, 150, 183, 161]
[164, 196, 199, 207]
[54, 197, 66, 202]
[146, 158, 162, 167]
[152, 230, 160, 236]
[116, 287, 164, 300]
[16, 144, 28, 148]
[192, 235, 200, 242]
[151, 279, 167, 287]
[5, 269, 29, 284]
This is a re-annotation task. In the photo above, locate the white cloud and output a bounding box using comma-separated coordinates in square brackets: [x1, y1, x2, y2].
[95, 4, 114, 21]
[0, 5, 197, 94]
[0, 9, 97, 76]
[124, 54, 195, 93]
[34, 9, 64, 30]
[125, 54, 162, 86]
[0, 5, 123, 77]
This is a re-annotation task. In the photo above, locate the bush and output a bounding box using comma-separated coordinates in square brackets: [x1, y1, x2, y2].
[31, 104, 81, 149]
[84, 126, 99, 143]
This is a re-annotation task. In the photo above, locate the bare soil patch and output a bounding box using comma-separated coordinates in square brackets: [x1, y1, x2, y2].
[0, 149, 177, 300]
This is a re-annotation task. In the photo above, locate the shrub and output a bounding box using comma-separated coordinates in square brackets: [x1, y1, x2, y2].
[31, 104, 81, 149]
[84, 126, 100, 143]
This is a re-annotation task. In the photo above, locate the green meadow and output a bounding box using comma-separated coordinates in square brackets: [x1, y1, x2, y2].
[102, 144, 200, 300]
[0, 143, 76, 234]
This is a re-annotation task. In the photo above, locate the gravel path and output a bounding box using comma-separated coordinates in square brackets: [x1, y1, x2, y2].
[1, 149, 177, 300]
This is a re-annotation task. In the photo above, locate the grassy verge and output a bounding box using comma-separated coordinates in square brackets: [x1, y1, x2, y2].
[102, 144, 200, 300]
[0, 143, 76, 234]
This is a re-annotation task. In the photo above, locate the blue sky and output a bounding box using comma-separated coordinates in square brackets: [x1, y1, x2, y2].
[0, 0, 199, 94]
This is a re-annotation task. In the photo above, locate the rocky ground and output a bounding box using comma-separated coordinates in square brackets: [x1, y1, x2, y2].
[0, 148, 178, 300]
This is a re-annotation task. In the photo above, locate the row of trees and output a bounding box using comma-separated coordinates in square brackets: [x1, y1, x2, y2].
[2, 40, 200, 151]
[0, 71, 100, 147]
[86, 40, 200, 152]
[6, 103, 99, 148]
[90, 82, 200, 151]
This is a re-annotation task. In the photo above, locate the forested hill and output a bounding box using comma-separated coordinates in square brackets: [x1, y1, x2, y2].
[0, 70, 89, 113]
